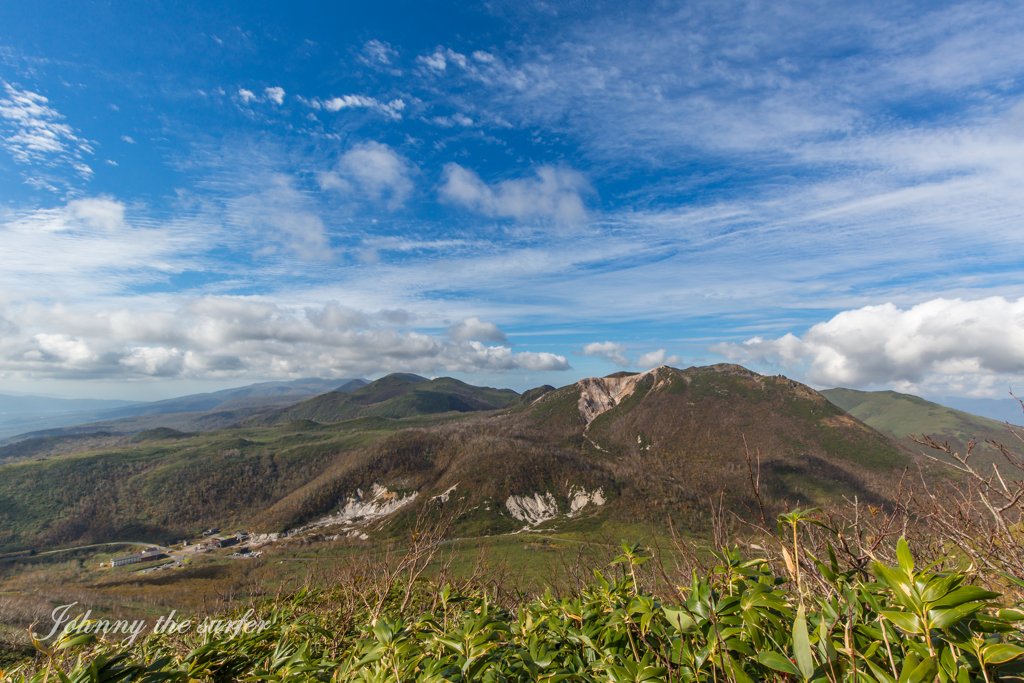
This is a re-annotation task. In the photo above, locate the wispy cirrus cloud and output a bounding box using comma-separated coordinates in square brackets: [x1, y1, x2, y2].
[2, 0, 1024, 399]
[300, 94, 406, 120]
[0, 196, 207, 299]
[0, 82, 95, 182]
[358, 39, 400, 73]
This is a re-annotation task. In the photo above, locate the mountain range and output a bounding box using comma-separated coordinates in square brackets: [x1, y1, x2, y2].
[247, 373, 519, 425]
[0, 377, 366, 443]
[821, 388, 1022, 473]
[3, 364, 1022, 555]
[0, 364, 946, 553]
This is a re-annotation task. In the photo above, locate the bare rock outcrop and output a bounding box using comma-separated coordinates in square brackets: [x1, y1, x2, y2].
[576, 366, 671, 425]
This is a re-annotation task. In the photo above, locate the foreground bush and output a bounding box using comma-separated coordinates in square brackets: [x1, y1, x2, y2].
[5, 535, 1024, 683]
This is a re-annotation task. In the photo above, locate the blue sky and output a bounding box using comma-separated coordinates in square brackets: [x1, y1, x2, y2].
[1, 0, 1023, 400]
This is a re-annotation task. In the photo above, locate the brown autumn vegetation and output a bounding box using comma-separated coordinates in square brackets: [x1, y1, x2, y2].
[0, 364, 932, 556]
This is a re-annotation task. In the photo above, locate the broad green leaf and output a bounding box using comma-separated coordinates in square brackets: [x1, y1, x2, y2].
[793, 604, 815, 680]
[921, 574, 960, 603]
[725, 655, 754, 683]
[930, 586, 1000, 608]
[981, 643, 1024, 665]
[906, 656, 938, 683]
[864, 658, 898, 683]
[880, 611, 924, 635]
[896, 537, 914, 573]
[874, 563, 921, 611]
[930, 603, 985, 630]
[756, 651, 800, 677]
[998, 608, 1024, 622]
[56, 633, 97, 650]
[899, 652, 921, 683]
[662, 607, 696, 634]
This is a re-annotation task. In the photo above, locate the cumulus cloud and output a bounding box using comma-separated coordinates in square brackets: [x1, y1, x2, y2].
[439, 164, 591, 223]
[264, 87, 285, 105]
[581, 342, 683, 369]
[582, 341, 631, 367]
[0, 298, 570, 380]
[417, 48, 467, 72]
[710, 297, 1024, 397]
[447, 316, 508, 343]
[638, 349, 682, 368]
[319, 141, 414, 210]
[237, 88, 257, 104]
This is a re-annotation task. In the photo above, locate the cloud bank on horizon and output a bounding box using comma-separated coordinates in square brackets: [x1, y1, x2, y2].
[0, 0, 1022, 399]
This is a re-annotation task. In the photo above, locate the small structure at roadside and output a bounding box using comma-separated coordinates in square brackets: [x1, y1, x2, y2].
[110, 547, 166, 567]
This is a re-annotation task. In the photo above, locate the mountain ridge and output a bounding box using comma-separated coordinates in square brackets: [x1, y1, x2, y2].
[0, 377, 368, 445]
[0, 364, 950, 553]
[247, 373, 519, 425]
[821, 387, 1021, 474]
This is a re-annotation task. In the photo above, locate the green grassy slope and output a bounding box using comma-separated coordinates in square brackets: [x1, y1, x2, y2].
[821, 388, 1020, 474]
[253, 374, 519, 425]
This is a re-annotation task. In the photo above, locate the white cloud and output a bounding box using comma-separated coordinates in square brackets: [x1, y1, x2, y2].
[120, 135, 135, 144]
[582, 341, 631, 367]
[360, 39, 398, 66]
[710, 297, 1024, 397]
[418, 50, 447, 72]
[429, 113, 474, 128]
[0, 84, 77, 162]
[417, 48, 470, 73]
[237, 88, 257, 104]
[447, 316, 508, 343]
[439, 164, 591, 223]
[227, 173, 332, 259]
[306, 303, 369, 330]
[323, 95, 373, 111]
[0, 298, 569, 380]
[0, 82, 94, 183]
[581, 342, 682, 369]
[0, 196, 209, 300]
[304, 94, 405, 120]
[638, 349, 682, 368]
[264, 87, 285, 105]
[319, 141, 414, 210]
